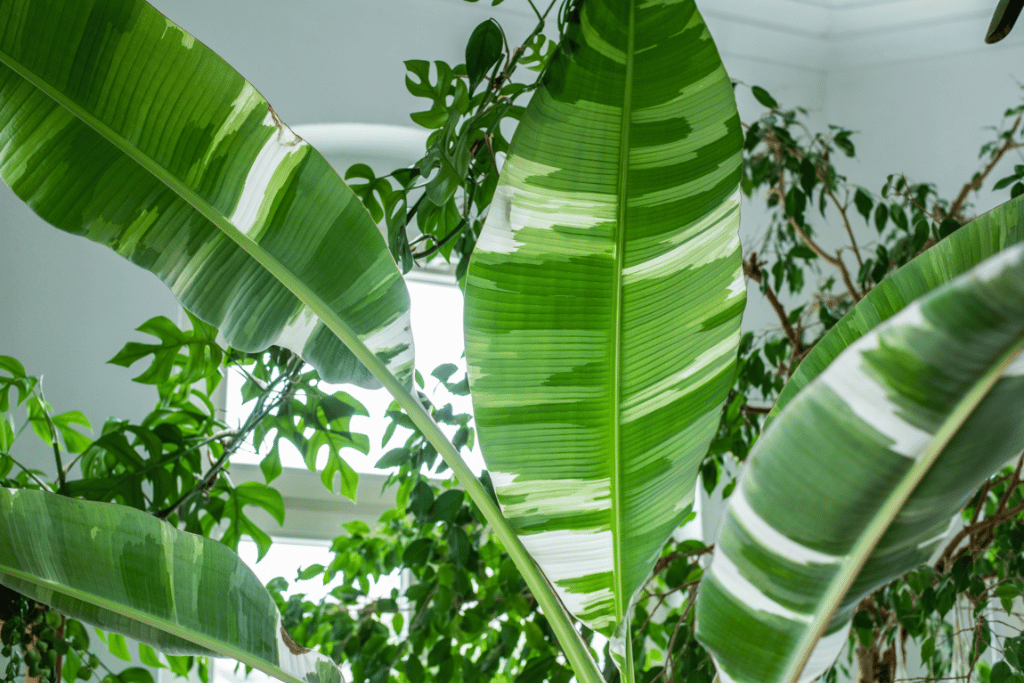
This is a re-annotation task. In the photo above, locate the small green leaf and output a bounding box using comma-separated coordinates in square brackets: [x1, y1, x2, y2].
[751, 86, 778, 109]
[297, 565, 325, 581]
[406, 656, 426, 683]
[854, 188, 873, 222]
[465, 20, 504, 90]
[344, 520, 371, 537]
[938, 217, 961, 239]
[430, 490, 465, 524]
[993, 662, 1013, 683]
[106, 634, 131, 662]
[137, 644, 163, 669]
[874, 203, 889, 233]
[403, 538, 433, 567]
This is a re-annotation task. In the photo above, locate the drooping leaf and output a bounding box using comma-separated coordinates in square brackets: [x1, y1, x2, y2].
[695, 242, 1024, 683]
[766, 194, 1024, 428]
[464, 0, 743, 671]
[0, 0, 413, 389]
[0, 488, 343, 683]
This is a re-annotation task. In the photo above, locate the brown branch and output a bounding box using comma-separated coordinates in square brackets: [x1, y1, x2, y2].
[824, 185, 864, 268]
[742, 405, 772, 415]
[764, 129, 862, 303]
[935, 458, 1024, 573]
[743, 254, 805, 355]
[948, 113, 1024, 221]
[786, 215, 862, 302]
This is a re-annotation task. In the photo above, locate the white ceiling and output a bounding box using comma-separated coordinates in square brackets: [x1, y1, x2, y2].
[696, 0, 1012, 70]
[452, 0, 1017, 71]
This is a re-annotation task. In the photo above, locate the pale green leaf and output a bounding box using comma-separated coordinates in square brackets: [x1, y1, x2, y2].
[464, 0, 743, 670]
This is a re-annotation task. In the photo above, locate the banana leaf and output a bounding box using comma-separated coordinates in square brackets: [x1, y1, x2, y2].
[695, 241, 1024, 683]
[0, 0, 413, 388]
[464, 0, 744, 671]
[0, 488, 343, 683]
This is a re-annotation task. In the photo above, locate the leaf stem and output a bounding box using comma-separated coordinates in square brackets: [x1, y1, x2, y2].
[315, 316, 605, 683]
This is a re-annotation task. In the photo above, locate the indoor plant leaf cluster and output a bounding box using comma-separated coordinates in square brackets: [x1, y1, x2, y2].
[1, 1, 1023, 683]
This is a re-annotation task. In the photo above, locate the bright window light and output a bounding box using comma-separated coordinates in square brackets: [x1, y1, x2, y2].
[226, 276, 483, 476]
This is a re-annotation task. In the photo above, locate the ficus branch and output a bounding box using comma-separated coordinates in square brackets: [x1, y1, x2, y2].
[947, 113, 1024, 222]
[742, 253, 804, 358]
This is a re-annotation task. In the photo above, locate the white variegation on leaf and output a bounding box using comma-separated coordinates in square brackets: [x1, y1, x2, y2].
[464, 0, 744, 677]
[695, 239, 1024, 683]
[0, 0, 414, 389]
[0, 488, 343, 683]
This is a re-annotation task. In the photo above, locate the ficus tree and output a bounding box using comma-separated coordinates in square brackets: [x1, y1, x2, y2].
[1, 2, 1024, 683]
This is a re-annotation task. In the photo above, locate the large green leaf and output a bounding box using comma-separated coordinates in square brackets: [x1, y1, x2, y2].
[464, 0, 744, 667]
[0, 0, 413, 388]
[0, 488, 342, 683]
[766, 194, 1024, 430]
[695, 242, 1024, 683]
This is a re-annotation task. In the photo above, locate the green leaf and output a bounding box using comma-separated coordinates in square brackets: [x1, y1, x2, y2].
[464, 0, 743, 674]
[465, 20, 504, 91]
[216, 481, 285, 560]
[137, 644, 165, 669]
[853, 188, 873, 222]
[0, 0, 414, 389]
[766, 195, 1024, 427]
[107, 633, 132, 662]
[986, 0, 1024, 43]
[0, 488, 342, 683]
[752, 86, 778, 109]
[874, 203, 889, 233]
[696, 241, 1024, 683]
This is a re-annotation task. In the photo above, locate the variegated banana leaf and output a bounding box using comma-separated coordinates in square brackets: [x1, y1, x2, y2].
[0, 488, 342, 683]
[464, 0, 744, 671]
[0, 0, 412, 388]
[766, 194, 1024, 429]
[695, 242, 1024, 683]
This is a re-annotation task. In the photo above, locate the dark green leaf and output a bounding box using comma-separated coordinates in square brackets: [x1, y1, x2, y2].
[751, 86, 778, 109]
[465, 20, 504, 91]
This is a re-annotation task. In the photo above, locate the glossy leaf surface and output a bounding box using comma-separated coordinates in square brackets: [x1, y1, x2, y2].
[465, 0, 744, 658]
[696, 242, 1024, 683]
[0, 488, 343, 683]
[0, 0, 413, 388]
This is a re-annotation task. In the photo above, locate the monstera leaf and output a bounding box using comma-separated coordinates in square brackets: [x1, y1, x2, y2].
[0, 0, 413, 388]
[0, 488, 343, 683]
[464, 0, 744, 674]
[695, 241, 1024, 683]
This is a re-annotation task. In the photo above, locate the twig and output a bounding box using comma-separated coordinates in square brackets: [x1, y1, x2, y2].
[742, 254, 805, 355]
[786, 216, 862, 302]
[948, 114, 1024, 221]
[824, 185, 864, 268]
[741, 405, 772, 415]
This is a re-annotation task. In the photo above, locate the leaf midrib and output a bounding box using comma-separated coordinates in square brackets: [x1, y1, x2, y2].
[0, 48, 366, 366]
[0, 563, 304, 683]
[612, 0, 636, 648]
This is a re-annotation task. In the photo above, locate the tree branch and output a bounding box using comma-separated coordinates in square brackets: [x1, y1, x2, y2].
[948, 113, 1024, 221]
[743, 253, 805, 355]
